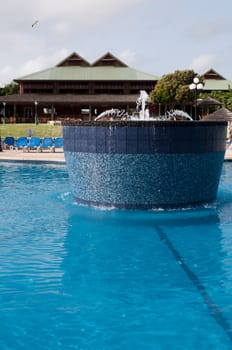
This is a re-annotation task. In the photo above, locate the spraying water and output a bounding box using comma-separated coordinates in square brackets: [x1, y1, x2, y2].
[94, 90, 192, 121]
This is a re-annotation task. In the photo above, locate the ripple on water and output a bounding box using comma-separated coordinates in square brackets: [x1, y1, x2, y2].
[0, 162, 232, 349]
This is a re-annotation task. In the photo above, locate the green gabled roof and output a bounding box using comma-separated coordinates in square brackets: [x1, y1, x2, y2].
[203, 79, 232, 91]
[15, 66, 160, 82]
[15, 51, 160, 81]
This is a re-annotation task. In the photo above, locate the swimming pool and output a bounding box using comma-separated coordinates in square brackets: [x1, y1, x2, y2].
[0, 161, 232, 349]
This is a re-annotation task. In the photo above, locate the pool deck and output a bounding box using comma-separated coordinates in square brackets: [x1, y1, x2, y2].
[0, 149, 65, 163]
[225, 149, 232, 161]
[0, 149, 231, 163]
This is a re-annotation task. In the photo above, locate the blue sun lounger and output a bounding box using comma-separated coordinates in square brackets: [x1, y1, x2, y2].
[3, 136, 15, 149]
[39, 137, 54, 152]
[15, 137, 28, 150]
[52, 137, 63, 152]
[25, 137, 41, 151]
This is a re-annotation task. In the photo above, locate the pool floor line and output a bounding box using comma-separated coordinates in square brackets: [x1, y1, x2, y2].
[155, 225, 232, 343]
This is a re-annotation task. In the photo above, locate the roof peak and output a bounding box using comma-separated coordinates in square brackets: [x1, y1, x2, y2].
[56, 52, 128, 68]
[202, 68, 226, 80]
[56, 52, 91, 67]
[91, 52, 128, 67]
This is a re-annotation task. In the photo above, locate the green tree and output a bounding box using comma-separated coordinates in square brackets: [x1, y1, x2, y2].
[150, 69, 199, 111]
[199, 89, 232, 111]
[0, 82, 19, 96]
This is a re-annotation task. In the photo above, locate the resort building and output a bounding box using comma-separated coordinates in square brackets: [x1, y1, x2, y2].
[201, 68, 232, 92]
[0, 52, 159, 123]
[0, 53, 232, 124]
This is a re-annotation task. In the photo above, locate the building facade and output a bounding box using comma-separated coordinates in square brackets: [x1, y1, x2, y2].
[0, 52, 159, 123]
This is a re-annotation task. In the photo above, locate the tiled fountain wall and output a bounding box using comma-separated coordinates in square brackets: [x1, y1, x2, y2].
[62, 121, 227, 209]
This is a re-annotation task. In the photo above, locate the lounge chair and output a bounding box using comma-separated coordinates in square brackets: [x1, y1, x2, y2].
[39, 137, 54, 152]
[3, 136, 15, 149]
[25, 137, 41, 151]
[15, 137, 28, 150]
[52, 137, 63, 152]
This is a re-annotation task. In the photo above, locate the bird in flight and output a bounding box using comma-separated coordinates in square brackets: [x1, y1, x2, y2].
[32, 20, 39, 28]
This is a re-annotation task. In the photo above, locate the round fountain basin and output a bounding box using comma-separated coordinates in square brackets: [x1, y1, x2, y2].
[62, 120, 227, 209]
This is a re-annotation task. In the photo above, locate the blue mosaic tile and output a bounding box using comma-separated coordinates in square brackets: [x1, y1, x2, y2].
[64, 150, 225, 209]
[62, 121, 227, 209]
[63, 122, 227, 154]
[95, 127, 105, 153]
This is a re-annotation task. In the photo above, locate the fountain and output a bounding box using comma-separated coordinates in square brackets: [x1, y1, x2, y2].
[62, 91, 227, 209]
[94, 90, 151, 122]
[135, 90, 150, 119]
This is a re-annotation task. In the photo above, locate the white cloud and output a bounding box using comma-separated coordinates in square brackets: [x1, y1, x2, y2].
[189, 18, 231, 42]
[20, 48, 70, 75]
[119, 50, 137, 66]
[52, 21, 71, 35]
[8, 0, 143, 30]
[0, 0, 232, 84]
[0, 49, 70, 83]
[35, 0, 142, 19]
[0, 0, 144, 36]
[0, 66, 14, 84]
[189, 54, 217, 73]
[20, 57, 50, 76]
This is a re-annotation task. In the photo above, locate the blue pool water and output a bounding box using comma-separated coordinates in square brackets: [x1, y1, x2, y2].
[0, 161, 232, 349]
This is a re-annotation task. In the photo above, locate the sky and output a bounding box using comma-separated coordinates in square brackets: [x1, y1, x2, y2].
[0, 0, 232, 85]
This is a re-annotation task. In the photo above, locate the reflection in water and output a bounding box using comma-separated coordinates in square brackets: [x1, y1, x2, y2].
[60, 201, 232, 347]
[0, 161, 232, 348]
[60, 160, 232, 348]
[218, 164, 232, 294]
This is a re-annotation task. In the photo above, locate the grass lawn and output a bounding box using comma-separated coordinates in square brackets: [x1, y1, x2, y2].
[0, 123, 62, 139]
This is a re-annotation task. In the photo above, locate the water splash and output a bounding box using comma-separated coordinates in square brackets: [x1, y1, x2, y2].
[94, 90, 192, 122]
